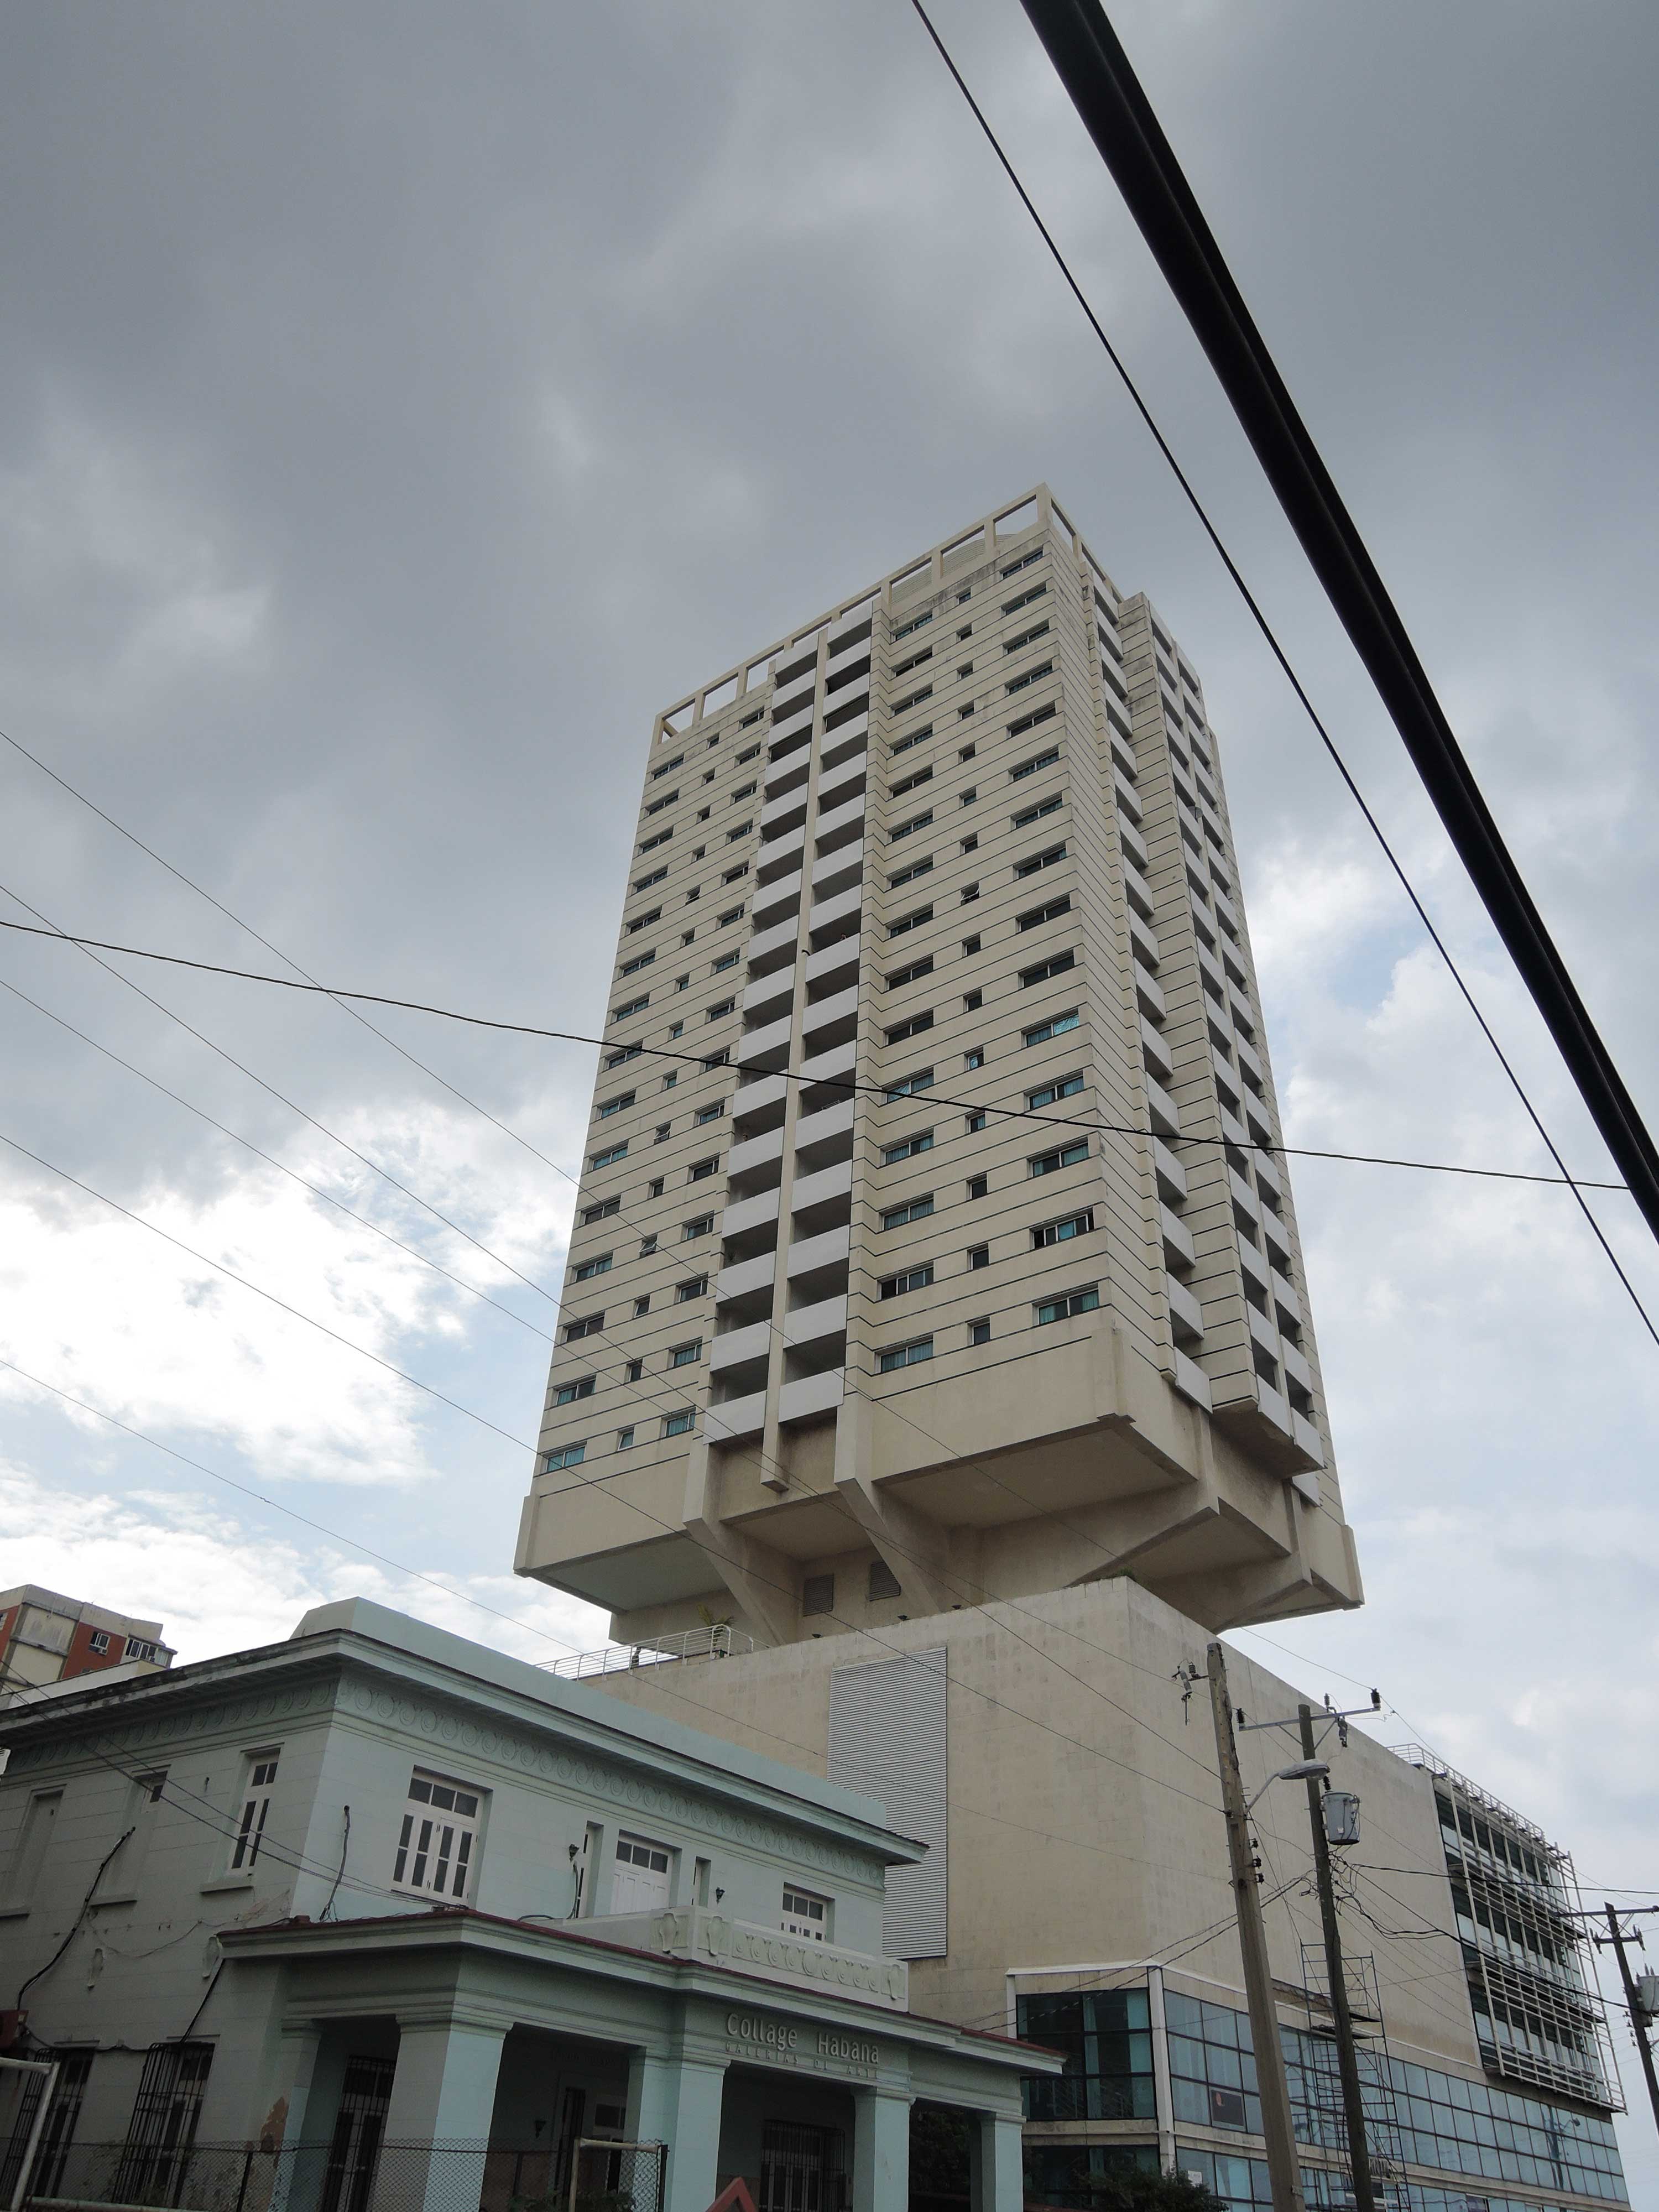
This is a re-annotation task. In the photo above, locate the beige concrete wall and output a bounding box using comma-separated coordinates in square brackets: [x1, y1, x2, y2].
[584, 1577, 1485, 2082]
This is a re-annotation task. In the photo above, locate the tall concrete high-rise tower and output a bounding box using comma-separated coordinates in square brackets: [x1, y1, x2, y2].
[515, 488, 1361, 1646]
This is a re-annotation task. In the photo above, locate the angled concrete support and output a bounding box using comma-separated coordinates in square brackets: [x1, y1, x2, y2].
[682, 1437, 797, 1647]
[833, 1390, 957, 1614]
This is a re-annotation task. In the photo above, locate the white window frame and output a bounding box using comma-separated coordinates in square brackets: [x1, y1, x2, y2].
[392, 1769, 483, 1902]
[781, 1884, 831, 1942]
[231, 1749, 280, 1871]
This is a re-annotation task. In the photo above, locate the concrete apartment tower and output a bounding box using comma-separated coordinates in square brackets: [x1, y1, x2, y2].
[516, 487, 1360, 1645]
[509, 497, 1630, 2206]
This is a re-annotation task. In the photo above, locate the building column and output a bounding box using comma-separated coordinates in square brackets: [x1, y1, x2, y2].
[969, 2112, 1025, 2212]
[626, 2050, 727, 2212]
[263, 2025, 351, 2212]
[851, 2089, 911, 2212]
[375, 2012, 507, 2212]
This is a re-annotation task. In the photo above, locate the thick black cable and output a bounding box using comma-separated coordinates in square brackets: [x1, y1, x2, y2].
[0, 915, 1624, 1194]
[14, 1827, 134, 2008]
[904, 0, 1658, 1349]
[1018, 0, 1659, 1233]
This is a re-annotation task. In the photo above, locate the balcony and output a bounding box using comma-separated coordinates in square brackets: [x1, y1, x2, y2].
[722, 1188, 781, 1242]
[1171, 1348, 1212, 1410]
[825, 635, 873, 690]
[764, 745, 811, 800]
[1229, 1168, 1261, 1222]
[716, 1250, 776, 1311]
[592, 1904, 906, 2010]
[750, 867, 802, 927]
[816, 755, 868, 815]
[1128, 911, 1160, 970]
[794, 1096, 855, 1170]
[1141, 1017, 1174, 1083]
[813, 792, 866, 855]
[742, 965, 796, 1027]
[1160, 1205, 1194, 1270]
[1214, 888, 1241, 936]
[784, 1293, 848, 1349]
[736, 1013, 792, 1073]
[745, 912, 801, 977]
[790, 1157, 853, 1235]
[801, 983, 859, 1057]
[1121, 854, 1154, 921]
[1247, 1306, 1280, 1362]
[770, 679, 816, 732]
[820, 710, 869, 771]
[1291, 1412, 1325, 1468]
[799, 1038, 856, 1091]
[1235, 1033, 1265, 1089]
[812, 837, 864, 901]
[760, 784, 810, 841]
[705, 1391, 766, 1445]
[1133, 965, 1166, 1022]
[787, 1224, 851, 1302]
[756, 823, 805, 882]
[1238, 1235, 1270, 1291]
[779, 1367, 844, 1427]
[1281, 1339, 1313, 1397]
[1119, 817, 1149, 874]
[809, 881, 863, 946]
[726, 1125, 785, 1194]
[1269, 1266, 1301, 1331]
[1113, 773, 1142, 826]
[731, 1072, 789, 1135]
[1167, 1274, 1204, 1346]
[710, 1319, 771, 1375]
[1152, 1137, 1187, 1203]
[1142, 1073, 1181, 1138]
[805, 937, 860, 998]
[727, 1124, 784, 1178]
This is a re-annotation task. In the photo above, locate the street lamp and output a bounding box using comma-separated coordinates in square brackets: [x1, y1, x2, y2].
[1244, 1759, 1329, 1815]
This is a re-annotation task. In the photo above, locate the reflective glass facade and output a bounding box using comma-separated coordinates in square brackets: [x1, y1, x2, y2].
[1018, 1984, 1626, 2211]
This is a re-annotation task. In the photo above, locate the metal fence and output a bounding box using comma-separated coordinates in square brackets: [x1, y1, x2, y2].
[20, 2139, 666, 2212]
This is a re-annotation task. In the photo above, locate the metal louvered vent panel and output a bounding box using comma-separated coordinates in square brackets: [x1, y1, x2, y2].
[827, 1645, 946, 1959]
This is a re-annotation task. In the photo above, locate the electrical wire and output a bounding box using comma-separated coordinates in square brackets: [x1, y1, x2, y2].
[0, 1127, 543, 1455]
[903, 0, 1659, 1350]
[14, 1827, 134, 2009]
[0, 971, 554, 1344]
[0, 914, 1626, 1195]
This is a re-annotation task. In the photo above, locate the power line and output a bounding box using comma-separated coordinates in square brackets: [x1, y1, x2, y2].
[904, 0, 1658, 1351]
[0, 877, 566, 1310]
[0, 971, 554, 1343]
[0, 1127, 544, 1455]
[0, 914, 1627, 1195]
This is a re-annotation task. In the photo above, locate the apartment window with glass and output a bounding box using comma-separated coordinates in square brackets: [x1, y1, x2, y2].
[555, 1376, 595, 1405]
[1034, 1209, 1094, 1249]
[669, 1340, 702, 1368]
[878, 1336, 933, 1374]
[676, 1276, 708, 1302]
[881, 1194, 933, 1230]
[879, 1264, 934, 1300]
[883, 1130, 933, 1165]
[1036, 1286, 1099, 1325]
[662, 1409, 695, 1438]
[544, 1441, 586, 1472]
[1024, 1010, 1080, 1047]
[968, 1318, 991, 1347]
[572, 1254, 612, 1282]
[1030, 1141, 1089, 1178]
[1027, 1073, 1083, 1109]
[229, 1751, 280, 1871]
[393, 1771, 482, 1901]
[564, 1314, 603, 1343]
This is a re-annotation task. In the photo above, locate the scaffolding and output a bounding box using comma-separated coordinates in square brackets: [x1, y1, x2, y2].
[1401, 1747, 1620, 2109]
[1293, 1944, 1416, 2212]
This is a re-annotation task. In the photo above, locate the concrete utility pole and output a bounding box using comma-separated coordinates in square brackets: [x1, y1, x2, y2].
[1298, 1704, 1376, 2212]
[1601, 1905, 1659, 2143]
[1206, 1643, 1305, 2212]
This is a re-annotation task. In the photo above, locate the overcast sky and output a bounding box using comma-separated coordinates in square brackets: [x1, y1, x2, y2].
[3, 0, 1657, 2183]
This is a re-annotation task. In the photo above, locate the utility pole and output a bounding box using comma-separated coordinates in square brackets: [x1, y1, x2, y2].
[1601, 1905, 1659, 2142]
[1206, 1642, 1305, 2212]
[1297, 1704, 1376, 2212]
